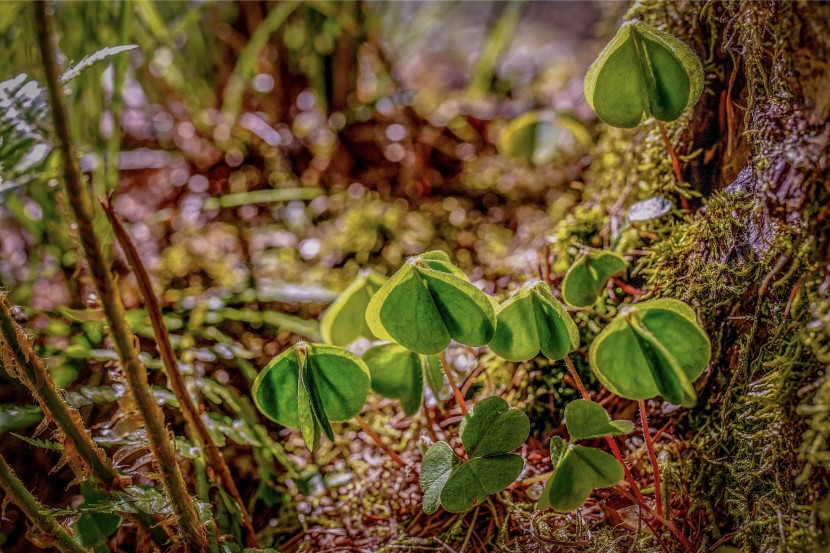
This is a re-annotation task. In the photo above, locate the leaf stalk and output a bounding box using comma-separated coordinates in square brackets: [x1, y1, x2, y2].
[34, 3, 208, 550]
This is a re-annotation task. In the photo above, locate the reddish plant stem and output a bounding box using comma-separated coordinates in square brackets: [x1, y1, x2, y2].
[101, 197, 258, 548]
[656, 120, 689, 211]
[355, 415, 407, 468]
[639, 399, 664, 517]
[439, 351, 468, 415]
[34, 4, 208, 550]
[423, 401, 441, 443]
[611, 277, 645, 297]
[563, 356, 645, 503]
[614, 485, 693, 552]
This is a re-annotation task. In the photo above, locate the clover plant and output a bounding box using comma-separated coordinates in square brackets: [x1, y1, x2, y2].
[497, 111, 559, 165]
[420, 396, 529, 513]
[489, 280, 579, 362]
[366, 251, 496, 355]
[252, 341, 370, 450]
[561, 249, 628, 308]
[589, 298, 711, 407]
[320, 269, 387, 346]
[538, 399, 632, 512]
[362, 342, 444, 416]
[584, 21, 704, 128]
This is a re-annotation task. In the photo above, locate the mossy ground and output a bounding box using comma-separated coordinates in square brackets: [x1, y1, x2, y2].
[295, 2, 830, 551]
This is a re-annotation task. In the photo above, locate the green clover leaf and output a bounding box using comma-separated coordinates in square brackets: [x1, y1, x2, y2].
[490, 280, 579, 362]
[538, 436, 623, 512]
[366, 251, 496, 355]
[252, 342, 370, 450]
[588, 298, 711, 407]
[561, 250, 628, 308]
[362, 342, 443, 417]
[320, 269, 387, 347]
[584, 21, 704, 128]
[498, 111, 559, 165]
[419, 396, 529, 514]
[565, 399, 634, 441]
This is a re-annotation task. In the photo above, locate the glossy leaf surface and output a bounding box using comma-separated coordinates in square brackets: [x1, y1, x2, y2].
[565, 399, 634, 440]
[490, 280, 579, 362]
[366, 251, 496, 354]
[538, 436, 623, 512]
[419, 396, 529, 513]
[320, 269, 387, 346]
[584, 21, 704, 128]
[252, 342, 370, 450]
[588, 298, 711, 407]
[562, 250, 628, 308]
[362, 342, 442, 416]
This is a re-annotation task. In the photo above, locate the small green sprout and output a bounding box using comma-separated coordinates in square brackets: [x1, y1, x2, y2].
[584, 21, 704, 128]
[320, 269, 387, 346]
[497, 111, 559, 165]
[362, 342, 444, 416]
[537, 399, 632, 512]
[420, 396, 529, 514]
[490, 280, 579, 362]
[561, 249, 628, 308]
[588, 298, 711, 407]
[252, 341, 370, 450]
[366, 251, 496, 355]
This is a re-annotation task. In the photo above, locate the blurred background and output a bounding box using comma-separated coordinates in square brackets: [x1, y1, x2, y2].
[0, 1, 626, 550]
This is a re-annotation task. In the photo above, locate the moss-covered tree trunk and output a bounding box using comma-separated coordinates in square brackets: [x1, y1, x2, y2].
[573, 2, 829, 550]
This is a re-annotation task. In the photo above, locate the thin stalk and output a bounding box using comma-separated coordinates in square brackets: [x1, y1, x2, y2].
[563, 355, 644, 503]
[0, 454, 91, 553]
[655, 120, 689, 210]
[439, 352, 468, 415]
[34, 4, 208, 551]
[520, 471, 552, 487]
[0, 295, 121, 488]
[354, 415, 407, 468]
[639, 399, 663, 517]
[614, 485, 692, 551]
[101, 197, 258, 548]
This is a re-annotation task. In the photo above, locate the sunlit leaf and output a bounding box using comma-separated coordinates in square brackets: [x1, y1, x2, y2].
[588, 298, 711, 407]
[498, 111, 559, 165]
[362, 342, 442, 417]
[564, 399, 634, 440]
[60, 45, 138, 83]
[490, 280, 579, 362]
[584, 21, 704, 128]
[252, 342, 370, 450]
[562, 250, 628, 308]
[320, 269, 387, 346]
[366, 252, 496, 354]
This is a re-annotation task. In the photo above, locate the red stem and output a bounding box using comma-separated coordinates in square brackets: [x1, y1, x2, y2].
[639, 399, 663, 517]
[439, 351, 468, 415]
[656, 120, 689, 211]
[563, 356, 645, 503]
[355, 415, 407, 468]
[615, 486, 693, 552]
